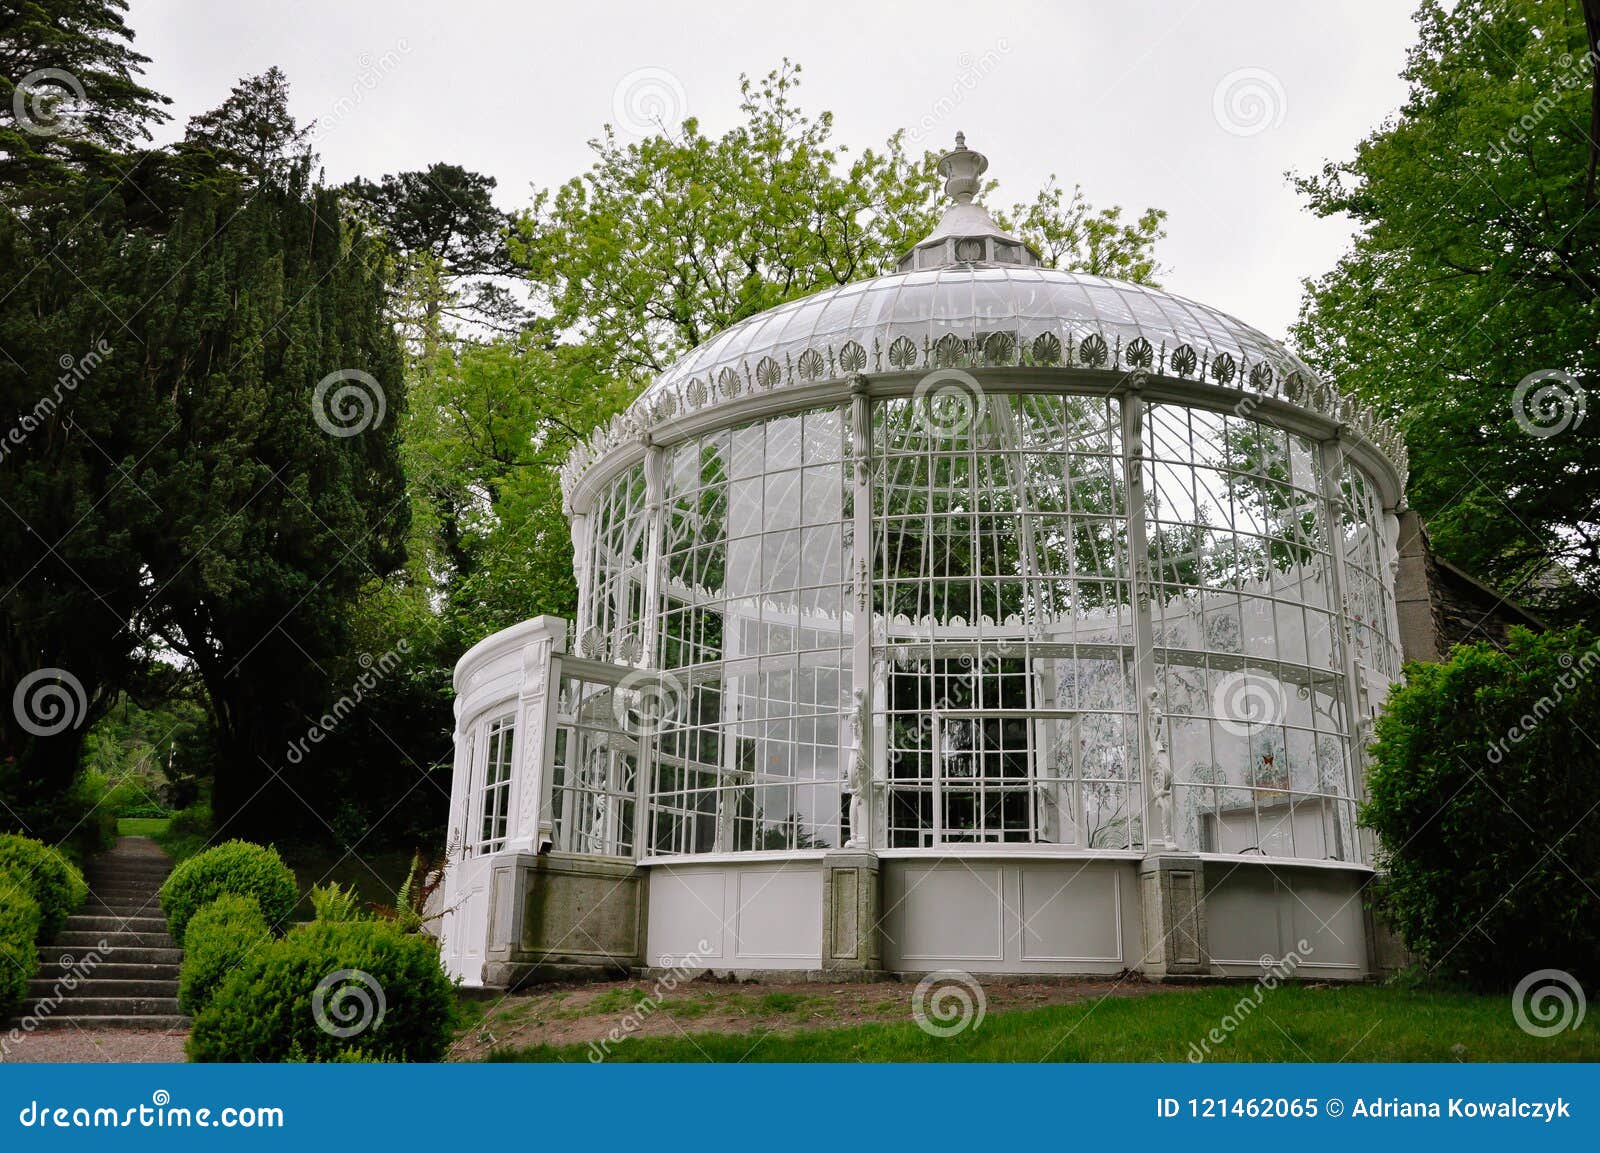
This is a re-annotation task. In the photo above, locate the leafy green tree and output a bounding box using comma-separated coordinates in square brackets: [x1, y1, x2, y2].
[1004, 179, 1167, 283]
[0, 0, 170, 194]
[343, 163, 525, 349]
[181, 66, 308, 181]
[513, 62, 938, 385]
[1293, 0, 1600, 620]
[517, 62, 1168, 394]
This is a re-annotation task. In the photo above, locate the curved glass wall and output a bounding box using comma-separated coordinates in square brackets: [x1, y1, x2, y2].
[578, 392, 1394, 863]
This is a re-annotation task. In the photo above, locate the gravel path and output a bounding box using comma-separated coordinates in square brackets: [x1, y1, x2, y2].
[2, 1027, 188, 1064]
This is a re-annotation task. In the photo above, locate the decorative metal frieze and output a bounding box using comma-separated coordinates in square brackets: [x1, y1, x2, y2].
[558, 321, 1410, 507]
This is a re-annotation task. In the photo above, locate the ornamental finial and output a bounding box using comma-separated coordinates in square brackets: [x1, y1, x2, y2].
[937, 132, 987, 205]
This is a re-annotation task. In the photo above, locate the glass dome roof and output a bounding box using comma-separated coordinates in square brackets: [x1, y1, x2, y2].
[563, 136, 1407, 507]
[633, 264, 1314, 418]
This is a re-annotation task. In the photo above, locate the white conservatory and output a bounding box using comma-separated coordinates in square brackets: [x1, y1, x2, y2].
[438, 138, 1408, 987]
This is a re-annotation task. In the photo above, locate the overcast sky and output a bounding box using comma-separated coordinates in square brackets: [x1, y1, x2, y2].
[124, 0, 1424, 343]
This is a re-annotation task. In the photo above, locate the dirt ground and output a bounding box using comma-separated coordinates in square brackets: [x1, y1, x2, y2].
[449, 975, 1163, 1060]
[1, 1027, 188, 1064]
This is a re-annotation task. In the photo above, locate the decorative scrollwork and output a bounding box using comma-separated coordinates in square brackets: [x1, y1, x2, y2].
[983, 331, 1016, 366]
[839, 340, 867, 373]
[1031, 331, 1062, 366]
[797, 348, 825, 381]
[1125, 336, 1154, 368]
[717, 367, 741, 399]
[1249, 362, 1274, 391]
[755, 356, 781, 390]
[1283, 370, 1307, 403]
[1171, 344, 1198, 377]
[888, 335, 919, 370]
[1079, 332, 1109, 367]
[1210, 352, 1237, 385]
[686, 377, 707, 407]
[934, 332, 966, 367]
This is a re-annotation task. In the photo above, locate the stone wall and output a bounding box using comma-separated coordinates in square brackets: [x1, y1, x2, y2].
[1394, 509, 1544, 662]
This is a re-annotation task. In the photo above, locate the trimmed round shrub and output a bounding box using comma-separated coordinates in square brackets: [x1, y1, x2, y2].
[1364, 626, 1600, 989]
[187, 920, 455, 1063]
[159, 840, 297, 946]
[0, 834, 87, 938]
[0, 868, 43, 1016]
[177, 894, 271, 1015]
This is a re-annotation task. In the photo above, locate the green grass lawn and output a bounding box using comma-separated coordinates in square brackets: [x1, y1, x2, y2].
[487, 985, 1599, 1063]
[116, 817, 171, 837]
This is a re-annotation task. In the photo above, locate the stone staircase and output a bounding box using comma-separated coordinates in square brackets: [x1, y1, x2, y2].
[22, 837, 187, 1030]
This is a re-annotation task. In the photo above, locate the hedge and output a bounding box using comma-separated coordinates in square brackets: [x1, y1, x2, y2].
[1364, 626, 1600, 988]
[158, 840, 297, 946]
[187, 919, 455, 1062]
[0, 866, 43, 1016]
[0, 834, 87, 938]
[177, 894, 272, 1016]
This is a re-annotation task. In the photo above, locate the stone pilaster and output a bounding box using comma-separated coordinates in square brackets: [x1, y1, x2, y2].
[1139, 853, 1210, 979]
[821, 849, 882, 974]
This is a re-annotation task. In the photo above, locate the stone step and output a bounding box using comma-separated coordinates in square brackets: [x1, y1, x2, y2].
[85, 874, 171, 888]
[82, 901, 163, 917]
[27, 977, 179, 998]
[39, 944, 181, 966]
[86, 877, 167, 889]
[53, 930, 177, 949]
[34, 961, 180, 982]
[38, 996, 182, 1016]
[7, 1014, 190, 1031]
[66, 914, 168, 932]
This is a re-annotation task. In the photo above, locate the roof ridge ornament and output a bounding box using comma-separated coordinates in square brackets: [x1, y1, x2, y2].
[898, 133, 1040, 272]
[938, 131, 987, 205]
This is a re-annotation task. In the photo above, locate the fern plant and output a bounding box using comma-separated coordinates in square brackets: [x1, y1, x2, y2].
[308, 881, 365, 923]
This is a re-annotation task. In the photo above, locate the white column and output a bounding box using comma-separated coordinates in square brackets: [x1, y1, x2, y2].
[1320, 438, 1371, 865]
[640, 439, 666, 668]
[848, 378, 876, 849]
[504, 615, 567, 853]
[569, 512, 592, 645]
[1122, 386, 1158, 852]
